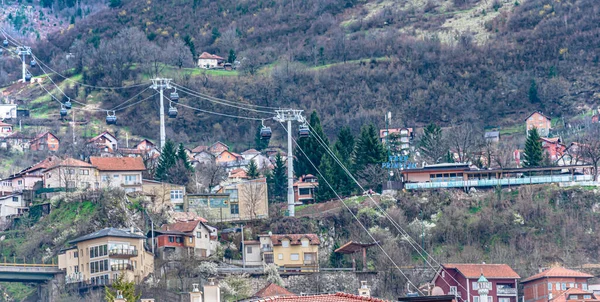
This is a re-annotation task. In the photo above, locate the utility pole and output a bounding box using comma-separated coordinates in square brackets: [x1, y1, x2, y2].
[273, 109, 304, 217]
[72, 107, 76, 145]
[150, 78, 172, 150]
[386, 111, 391, 180]
[241, 224, 245, 269]
[16, 46, 31, 82]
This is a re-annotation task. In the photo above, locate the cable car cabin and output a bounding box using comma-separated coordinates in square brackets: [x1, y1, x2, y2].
[25, 73, 32, 82]
[30, 60, 36, 67]
[60, 108, 68, 117]
[170, 92, 179, 102]
[106, 115, 117, 125]
[260, 126, 272, 140]
[2, 40, 8, 47]
[64, 100, 72, 109]
[298, 125, 310, 138]
[168, 107, 178, 118]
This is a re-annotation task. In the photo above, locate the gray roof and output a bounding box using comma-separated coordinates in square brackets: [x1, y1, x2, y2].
[68, 228, 146, 244]
[484, 131, 500, 138]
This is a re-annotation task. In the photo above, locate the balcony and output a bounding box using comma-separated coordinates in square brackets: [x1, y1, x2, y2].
[109, 248, 138, 258]
[262, 247, 273, 252]
[111, 263, 133, 271]
[497, 288, 518, 296]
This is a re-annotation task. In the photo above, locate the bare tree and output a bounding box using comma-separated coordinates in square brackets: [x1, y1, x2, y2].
[239, 181, 267, 221]
[493, 141, 518, 169]
[577, 125, 600, 181]
[446, 123, 484, 163]
[193, 161, 227, 193]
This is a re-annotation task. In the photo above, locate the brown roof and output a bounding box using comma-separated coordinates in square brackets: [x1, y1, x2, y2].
[199, 52, 225, 60]
[25, 156, 60, 173]
[265, 234, 320, 246]
[229, 168, 248, 179]
[162, 219, 208, 233]
[526, 111, 551, 121]
[244, 240, 261, 245]
[48, 158, 94, 169]
[89, 156, 145, 171]
[252, 292, 389, 301]
[335, 241, 378, 254]
[522, 267, 593, 283]
[442, 264, 520, 279]
[0, 121, 11, 127]
[253, 283, 295, 298]
[30, 131, 59, 143]
[192, 145, 208, 153]
[550, 287, 599, 302]
[87, 131, 116, 144]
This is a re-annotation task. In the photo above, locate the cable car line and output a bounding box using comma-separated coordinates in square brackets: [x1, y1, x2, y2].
[167, 96, 265, 121]
[171, 83, 275, 114]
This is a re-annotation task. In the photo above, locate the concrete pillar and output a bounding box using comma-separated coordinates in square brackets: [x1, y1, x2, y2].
[204, 278, 220, 302]
[190, 283, 203, 302]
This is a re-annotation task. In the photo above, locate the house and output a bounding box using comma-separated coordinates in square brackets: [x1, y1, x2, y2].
[522, 267, 594, 302]
[228, 168, 249, 181]
[251, 283, 295, 299]
[243, 240, 262, 266]
[120, 139, 159, 158]
[151, 219, 217, 259]
[216, 150, 246, 170]
[241, 149, 261, 161]
[257, 233, 320, 272]
[1, 132, 31, 151]
[0, 193, 27, 226]
[1, 156, 58, 192]
[293, 174, 318, 204]
[87, 131, 118, 153]
[541, 137, 567, 162]
[142, 179, 186, 212]
[58, 228, 154, 285]
[197, 52, 225, 69]
[29, 131, 60, 151]
[432, 263, 520, 302]
[192, 150, 215, 166]
[0, 121, 12, 137]
[188, 178, 269, 222]
[209, 141, 229, 154]
[380, 127, 414, 153]
[548, 288, 600, 302]
[526, 111, 552, 137]
[191, 145, 208, 153]
[0, 104, 17, 120]
[43, 158, 99, 191]
[484, 131, 500, 143]
[90, 157, 145, 192]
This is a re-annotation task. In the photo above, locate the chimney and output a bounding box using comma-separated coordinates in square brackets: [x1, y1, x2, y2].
[114, 290, 127, 302]
[358, 281, 371, 298]
[190, 284, 203, 302]
[204, 278, 221, 302]
[130, 226, 134, 234]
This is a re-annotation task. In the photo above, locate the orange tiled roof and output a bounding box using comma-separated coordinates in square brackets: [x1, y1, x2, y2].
[229, 168, 248, 179]
[550, 287, 599, 302]
[266, 234, 320, 246]
[30, 131, 58, 143]
[199, 52, 225, 60]
[162, 219, 208, 233]
[0, 121, 11, 126]
[90, 156, 145, 171]
[253, 283, 295, 298]
[443, 264, 520, 279]
[522, 267, 593, 283]
[48, 157, 94, 169]
[25, 156, 59, 173]
[253, 292, 389, 301]
[192, 145, 208, 153]
[87, 131, 116, 143]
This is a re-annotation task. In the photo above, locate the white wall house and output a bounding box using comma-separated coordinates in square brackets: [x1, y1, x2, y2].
[0, 104, 17, 120]
[197, 52, 224, 69]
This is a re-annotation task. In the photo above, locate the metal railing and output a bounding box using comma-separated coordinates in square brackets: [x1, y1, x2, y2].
[406, 175, 593, 190]
[109, 249, 138, 257]
[497, 288, 518, 295]
[111, 263, 133, 271]
[0, 256, 58, 267]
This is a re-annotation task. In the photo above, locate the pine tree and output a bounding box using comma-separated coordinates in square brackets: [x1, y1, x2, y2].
[529, 79, 540, 103]
[335, 126, 355, 159]
[247, 160, 259, 179]
[419, 123, 446, 163]
[267, 153, 287, 203]
[228, 49, 237, 64]
[176, 143, 193, 172]
[523, 127, 543, 167]
[316, 152, 336, 201]
[254, 125, 269, 151]
[354, 124, 386, 172]
[154, 140, 177, 181]
[295, 111, 329, 177]
[105, 273, 141, 302]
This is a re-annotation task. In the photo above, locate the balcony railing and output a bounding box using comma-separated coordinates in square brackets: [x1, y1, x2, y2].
[262, 247, 273, 252]
[111, 263, 133, 271]
[109, 249, 138, 258]
[497, 288, 518, 295]
[405, 175, 593, 190]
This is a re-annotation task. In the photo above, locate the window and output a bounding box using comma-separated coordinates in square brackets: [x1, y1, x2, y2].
[113, 175, 119, 179]
[230, 204, 239, 215]
[548, 283, 553, 290]
[499, 298, 510, 302]
[570, 283, 574, 288]
[101, 175, 108, 182]
[301, 240, 309, 247]
[562, 283, 567, 290]
[584, 296, 592, 300]
[12, 197, 18, 202]
[196, 232, 201, 238]
[247, 246, 252, 254]
[474, 297, 480, 302]
[473, 282, 479, 290]
[282, 240, 290, 248]
[67, 181, 76, 188]
[264, 254, 274, 264]
[278, 254, 283, 260]
[225, 189, 238, 202]
[488, 297, 492, 302]
[170, 190, 183, 200]
[74, 251, 78, 258]
[17, 180, 22, 185]
[124, 175, 137, 183]
[189, 237, 193, 243]
[583, 284, 588, 291]
[556, 283, 561, 290]
[449, 286, 457, 295]
[90, 245, 108, 258]
[79, 169, 89, 175]
[290, 253, 299, 261]
[176, 237, 183, 243]
[299, 188, 311, 195]
[169, 236, 174, 243]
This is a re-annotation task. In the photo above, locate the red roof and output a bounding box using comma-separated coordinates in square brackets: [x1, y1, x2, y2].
[253, 292, 389, 301]
[87, 131, 116, 143]
[442, 264, 520, 279]
[192, 145, 208, 153]
[48, 158, 94, 169]
[199, 52, 225, 60]
[0, 121, 11, 127]
[265, 234, 320, 246]
[24, 156, 60, 173]
[162, 219, 208, 233]
[253, 283, 295, 298]
[30, 131, 59, 143]
[229, 168, 248, 179]
[89, 156, 145, 171]
[550, 287, 599, 302]
[522, 267, 593, 283]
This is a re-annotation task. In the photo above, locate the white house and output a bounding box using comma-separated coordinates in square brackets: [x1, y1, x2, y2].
[197, 52, 225, 69]
[0, 104, 17, 120]
[0, 121, 12, 137]
[0, 193, 27, 225]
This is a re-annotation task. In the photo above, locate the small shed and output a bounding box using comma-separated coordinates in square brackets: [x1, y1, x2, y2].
[334, 241, 378, 271]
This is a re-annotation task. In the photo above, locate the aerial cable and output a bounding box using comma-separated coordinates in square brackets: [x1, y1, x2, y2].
[168, 96, 265, 121]
[305, 122, 470, 297]
[110, 87, 152, 111]
[171, 82, 279, 111]
[278, 121, 425, 295]
[171, 83, 275, 114]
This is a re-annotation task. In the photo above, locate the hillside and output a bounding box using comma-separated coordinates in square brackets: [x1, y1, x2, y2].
[0, 0, 598, 145]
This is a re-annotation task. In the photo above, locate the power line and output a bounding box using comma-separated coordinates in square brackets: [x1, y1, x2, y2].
[167, 96, 265, 121]
[278, 121, 424, 295]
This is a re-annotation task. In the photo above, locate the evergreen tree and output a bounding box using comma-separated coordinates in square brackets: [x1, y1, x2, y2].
[316, 152, 336, 201]
[176, 143, 193, 172]
[154, 140, 177, 181]
[267, 153, 287, 203]
[105, 273, 141, 302]
[419, 123, 447, 163]
[254, 125, 269, 151]
[247, 160, 259, 179]
[354, 124, 386, 172]
[228, 49, 237, 64]
[529, 79, 540, 103]
[523, 127, 543, 167]
[294, 111, 329, 177]
[335, 126, 355, 159]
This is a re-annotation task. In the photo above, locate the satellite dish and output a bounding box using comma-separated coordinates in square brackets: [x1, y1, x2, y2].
[432, 286, 444, 296]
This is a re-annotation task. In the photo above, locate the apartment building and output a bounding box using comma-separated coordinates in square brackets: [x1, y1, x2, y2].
[255, 233, 320, 272]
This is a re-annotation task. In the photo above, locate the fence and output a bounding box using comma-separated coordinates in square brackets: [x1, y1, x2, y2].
[0, 256, 58, 267]
[405, 175, 593, 190]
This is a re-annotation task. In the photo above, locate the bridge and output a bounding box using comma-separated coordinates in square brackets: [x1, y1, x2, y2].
[0, 264, 62, 282]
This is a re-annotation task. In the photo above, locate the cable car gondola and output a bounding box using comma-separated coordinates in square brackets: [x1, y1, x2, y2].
[2, 40, 8, 47]
[59, 106, 68, 117]
[170, 88, 179, 103]
[64, 100, 72, 109]
[30, 59, 37, 67]
[260, 126, 272, 140]
[25, 73, 32, 82]
[106, 111, 117, 125]
[168, 106, 178, 118]
[298, 124, 310, 138]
